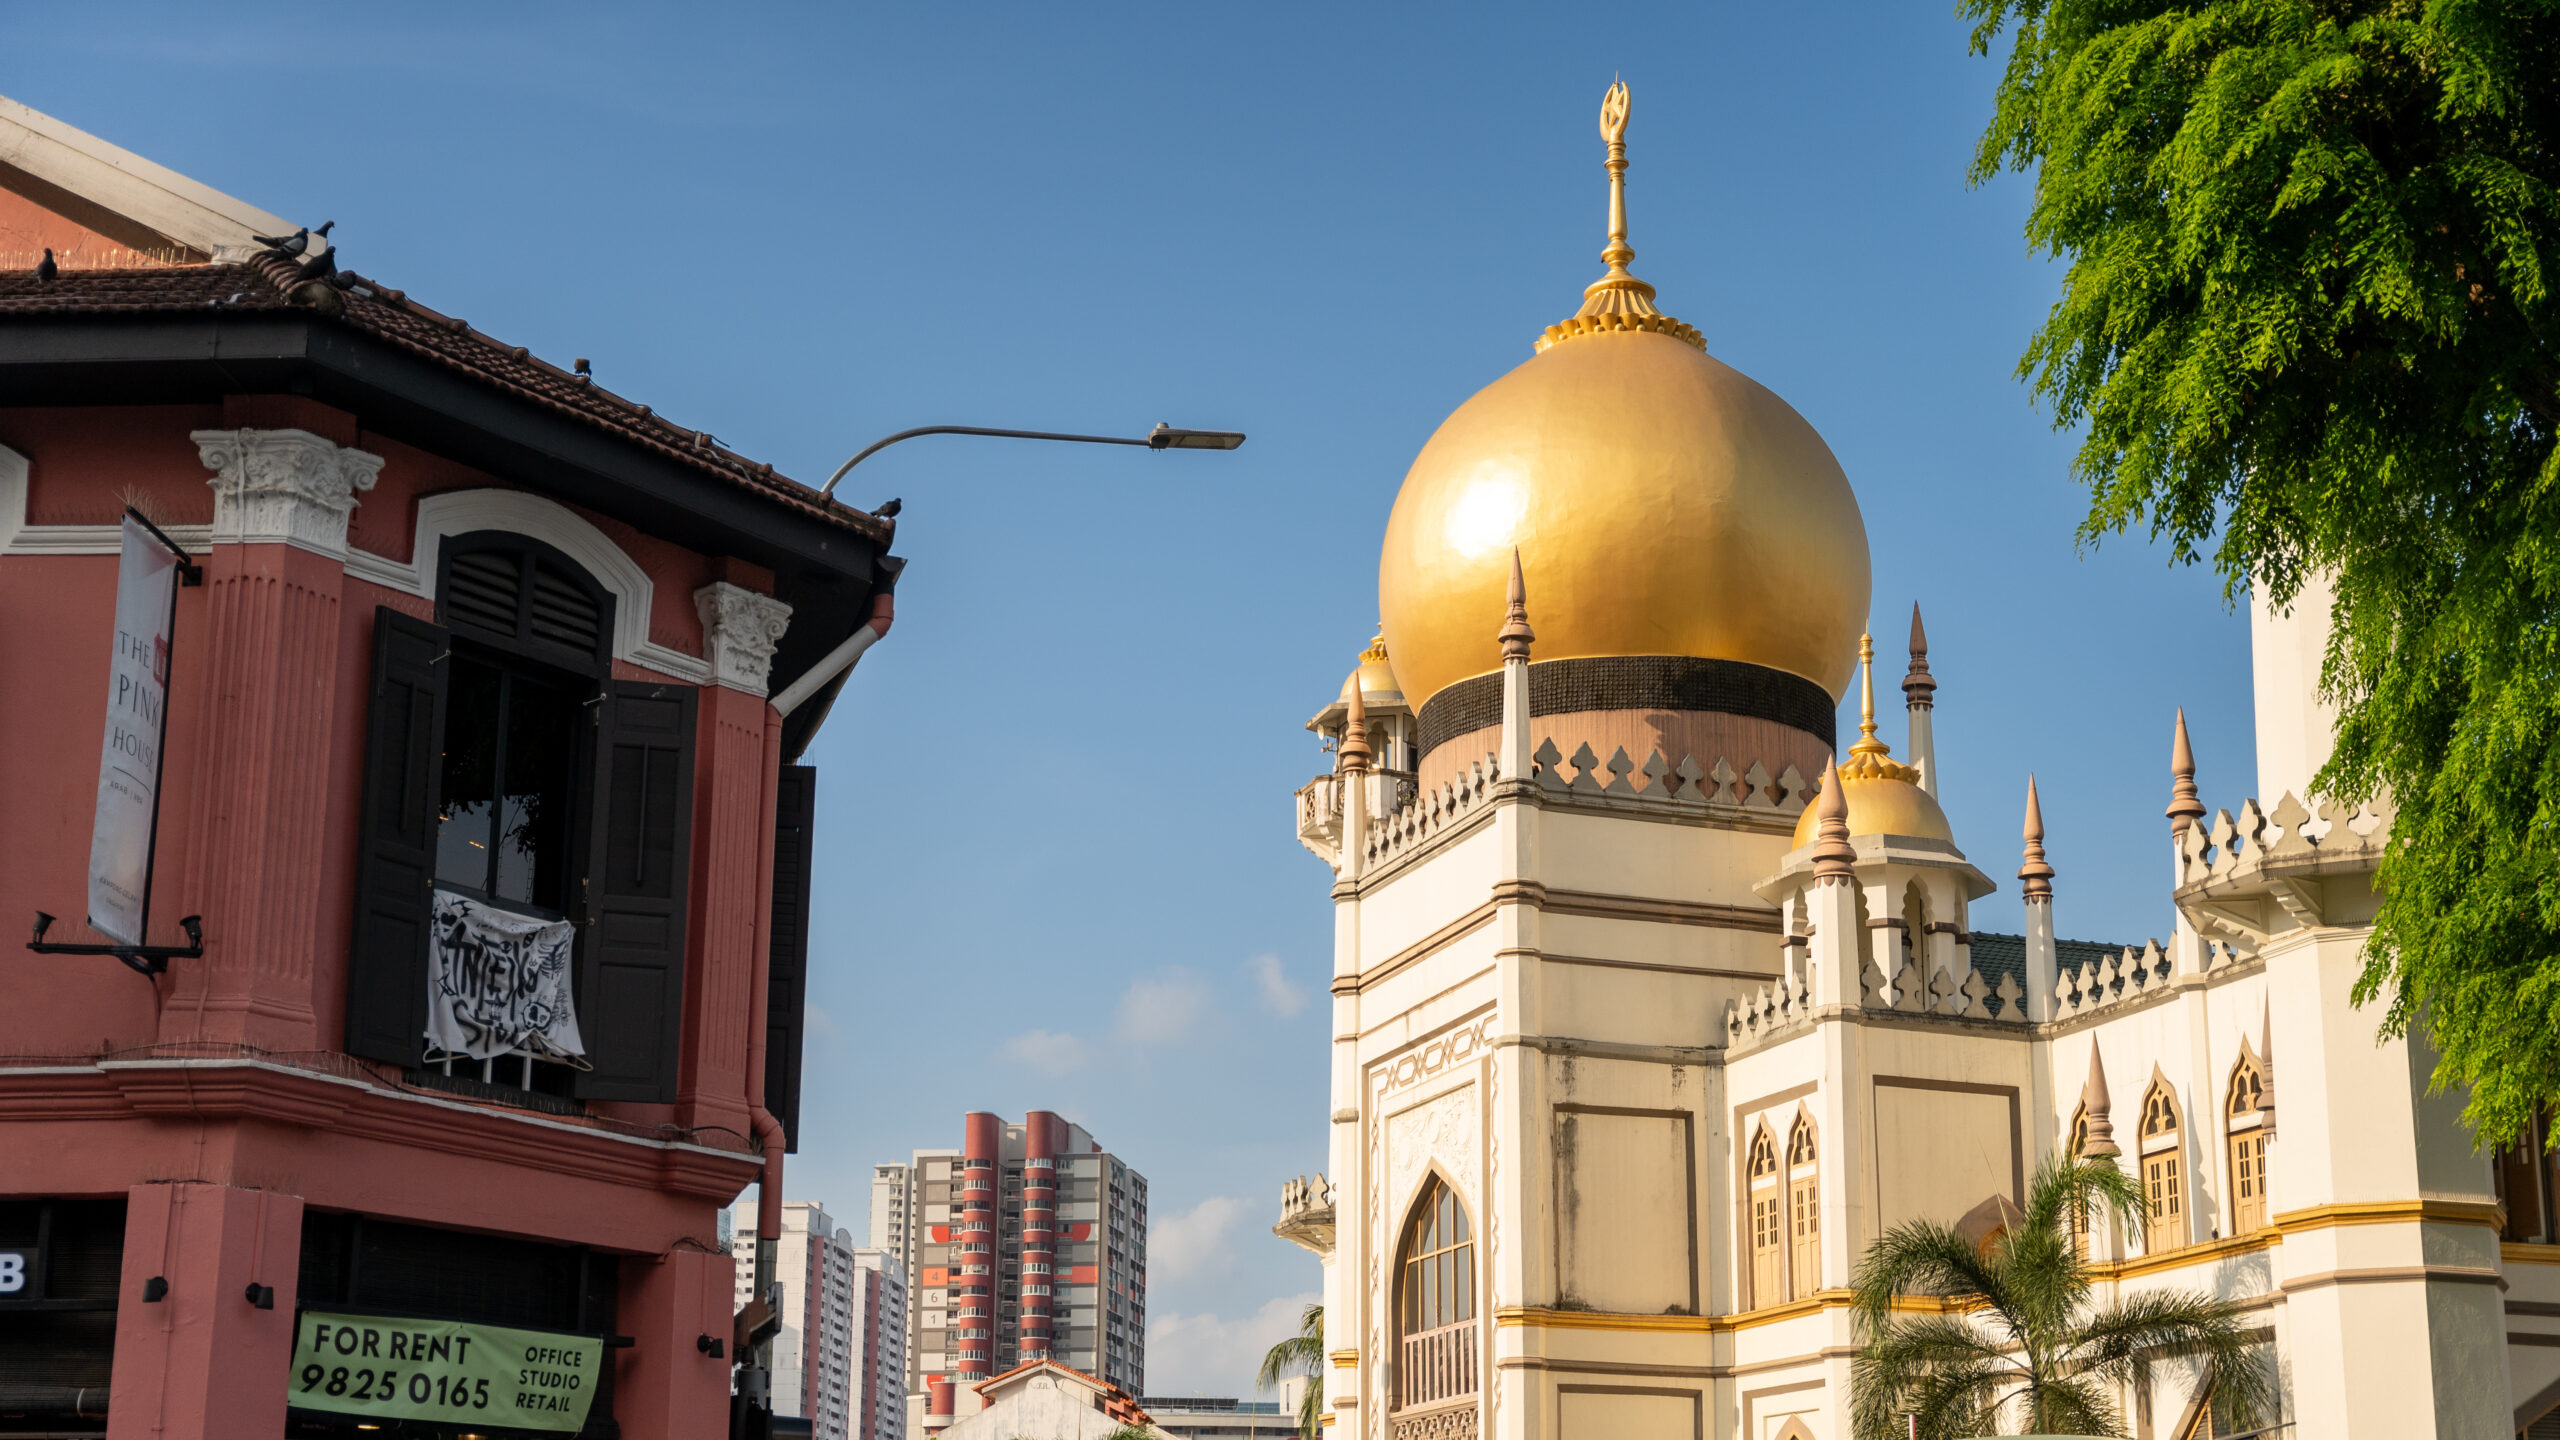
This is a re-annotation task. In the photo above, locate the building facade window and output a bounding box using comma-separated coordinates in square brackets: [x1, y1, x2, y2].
[2226, 1055, 2270, 1234]
[2139, 1081, 2185, 1252]
[345, 531, 698, 1104]
[1747, 1123, 1783, 1308]
[1786, 1116, 1819, 1299]
[1395, 1176, 1475, 1413]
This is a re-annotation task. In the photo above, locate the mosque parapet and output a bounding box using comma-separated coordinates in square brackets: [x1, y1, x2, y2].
[2172, 790, 2393, 942]
[1530, 739, 1814, 814]
[1295, 774, 1343, 863]
[1273, 1173, 1337, 1259]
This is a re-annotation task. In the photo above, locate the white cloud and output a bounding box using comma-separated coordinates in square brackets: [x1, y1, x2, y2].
[1249, 953, 1306, 1018]
[1146, 1291, 1321, 1398]
[1151, 1196, 1243, 1284]
[1115, 967, 1214, 1045]
[1000, 1028, 1090, 1075]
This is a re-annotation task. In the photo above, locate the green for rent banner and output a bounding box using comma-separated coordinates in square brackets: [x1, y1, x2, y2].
[289, 1311, 603, 1432]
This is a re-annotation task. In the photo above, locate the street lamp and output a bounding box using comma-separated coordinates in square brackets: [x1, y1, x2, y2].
[816, 421, 1248, 502]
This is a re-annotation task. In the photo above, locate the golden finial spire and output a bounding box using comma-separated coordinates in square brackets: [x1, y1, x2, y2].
[1537, 80, 1704, 354]
[1851, 631, 1889, 759]
[1836, 629, 1921, 783]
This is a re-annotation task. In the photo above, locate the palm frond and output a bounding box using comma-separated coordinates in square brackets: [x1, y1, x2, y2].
[1851, 1221, 2019, 1336]
[2065, 1292, 2269, 1429]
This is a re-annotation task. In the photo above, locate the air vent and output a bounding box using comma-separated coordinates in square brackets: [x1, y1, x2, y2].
[529, 561, 604, 655]
[439, 540, 610, 668]
[444, 549, 520, 636]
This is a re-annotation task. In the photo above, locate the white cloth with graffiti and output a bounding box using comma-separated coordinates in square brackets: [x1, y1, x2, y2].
[425, 887, 587, 1063]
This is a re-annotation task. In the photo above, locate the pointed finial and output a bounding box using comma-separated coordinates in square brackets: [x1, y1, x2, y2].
[1902, 602, 1936, 707]
[1810, 761, 1857, 881]
[1537, 81, 1702, 353]
[1498, 548, 1535, 661]
[1849, 631, 1891, 761]
[2019, 775, 2054, 901]
[2167, 708, 2206, 834]
[1339, 656, 1373, 774]
[2080, 1047, 2120, 1157]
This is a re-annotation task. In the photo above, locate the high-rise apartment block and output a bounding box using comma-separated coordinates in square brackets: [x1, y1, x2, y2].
[880, 1112, 1149, 1436]
[733, 1202, 910, 1440]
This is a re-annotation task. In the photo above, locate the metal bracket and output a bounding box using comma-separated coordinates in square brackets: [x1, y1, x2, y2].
[27, 911, 205, 977]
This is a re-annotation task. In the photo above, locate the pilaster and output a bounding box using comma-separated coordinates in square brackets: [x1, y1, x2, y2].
[107, 1182, 303, 1440]
[615, 1246, 736, 1440]
[167, 428, 379, 1050]
[676, 689, 777, 1137]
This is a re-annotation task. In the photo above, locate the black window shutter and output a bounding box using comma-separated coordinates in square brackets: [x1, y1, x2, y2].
[766, 765, 818, 1152]
[346, 606, 450, 1065]
[573, 681, 698, 1102]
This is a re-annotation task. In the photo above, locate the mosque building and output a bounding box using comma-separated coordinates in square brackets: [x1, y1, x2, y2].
[1272, 83, 2555, 1440]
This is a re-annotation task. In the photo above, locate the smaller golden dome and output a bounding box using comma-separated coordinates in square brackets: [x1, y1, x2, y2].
[1791, 630, 1953, 847]
[1347, 632, 1404, 709]
[1792, 768, 1953, 847]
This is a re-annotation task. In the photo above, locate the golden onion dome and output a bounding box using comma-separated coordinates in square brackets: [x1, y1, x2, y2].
[1376, 83, 1870, 720]
[1792, 634, 1953, 847]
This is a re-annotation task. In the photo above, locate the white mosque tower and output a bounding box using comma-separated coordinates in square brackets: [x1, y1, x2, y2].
[1273, 82, 2546, 1440]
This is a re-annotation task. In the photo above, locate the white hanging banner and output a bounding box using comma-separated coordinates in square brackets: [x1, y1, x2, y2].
[87, 516, 179, 947]
[426, 888, 587, 1063]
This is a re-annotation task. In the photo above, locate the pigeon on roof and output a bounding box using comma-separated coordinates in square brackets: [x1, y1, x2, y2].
[251, 219, 332, 257]
[33, 248, 55, 284]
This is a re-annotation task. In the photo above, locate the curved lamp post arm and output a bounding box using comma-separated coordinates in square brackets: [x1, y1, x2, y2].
[816, 422, 1246, 501]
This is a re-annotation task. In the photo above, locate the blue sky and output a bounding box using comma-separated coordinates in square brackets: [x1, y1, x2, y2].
[12, 2, 2263, 1398]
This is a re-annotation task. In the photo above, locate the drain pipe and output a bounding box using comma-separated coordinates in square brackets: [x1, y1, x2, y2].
[741, 704, 791, 1418]
[773, 589, 894, 719]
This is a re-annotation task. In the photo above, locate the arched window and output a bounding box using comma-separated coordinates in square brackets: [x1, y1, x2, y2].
[2139, 1081, 2185, 1252]
[1901, 880, 1928, 985]
[1747, 1124, 1783, 1308]
[2066, 1105, 2092, 1259]
[1395, 1177, 1475, 1412]
[1786, 1116, 1820, 1298]
[2227, 1055, 2270, 1234]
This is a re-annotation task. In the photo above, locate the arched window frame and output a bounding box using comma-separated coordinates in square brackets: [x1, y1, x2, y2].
[2138, 1078, 2186, 1253]
[1785, 1111, 1820, 1300]
[1393, 1174, 1476, 1413]
[2225, 1050, 2270, 1235]
[1746, 1122, 1783, 1309]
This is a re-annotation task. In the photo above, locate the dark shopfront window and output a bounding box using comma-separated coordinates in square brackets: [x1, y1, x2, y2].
[291, 1212, 619, 1440]
[0, 1199, 125, 1436]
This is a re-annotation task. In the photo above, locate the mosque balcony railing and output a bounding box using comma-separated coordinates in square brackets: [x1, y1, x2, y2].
[1396, 1319, 1478, 1412]
[1273, 1173, 1336, 1259]
[2172, 790, 2393, 945]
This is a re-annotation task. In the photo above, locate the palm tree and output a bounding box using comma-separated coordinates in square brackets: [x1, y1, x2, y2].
[1256, 1302, 1324, 1439]
[1849, 1156, 2268, 1439]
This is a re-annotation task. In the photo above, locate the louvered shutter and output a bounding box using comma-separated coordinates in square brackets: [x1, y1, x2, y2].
[573, 680, 697, 1102]
[346, 607, 449, 1065]
[765, 765, 818, 1151]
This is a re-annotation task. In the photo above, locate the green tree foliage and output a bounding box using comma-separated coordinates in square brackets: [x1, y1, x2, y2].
[1256, 1304, 1324, 1439]
[1850, 1158, 2266, 1438]
[1962, 0, 2560, 1145]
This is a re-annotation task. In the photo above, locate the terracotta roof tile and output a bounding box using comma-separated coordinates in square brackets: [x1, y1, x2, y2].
[0, 258, 892, 543]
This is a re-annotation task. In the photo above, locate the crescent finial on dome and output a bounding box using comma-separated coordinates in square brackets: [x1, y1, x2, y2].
[1536, 80, 1705, 355]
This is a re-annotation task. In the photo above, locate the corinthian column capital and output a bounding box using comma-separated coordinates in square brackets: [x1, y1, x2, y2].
[695, 581, 794, 696]
[191, 428, 384, 558]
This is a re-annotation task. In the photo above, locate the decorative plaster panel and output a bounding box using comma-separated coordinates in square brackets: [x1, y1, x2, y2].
[193, 427, 383, 557]
[695, 581, 793, 695]
[1377, 1012, 1495, 1100]
[1386, 1083, 1481, 1224]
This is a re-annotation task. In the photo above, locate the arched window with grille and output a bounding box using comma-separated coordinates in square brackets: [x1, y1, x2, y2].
[1395, 1176, 1476, 1414]
[2226, 1054, 2270, 1234]
[2139, 1080, 2185, 1252]
[1747, 1123, 1783, 1308]
[1786, 1115, 1819, 1298]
